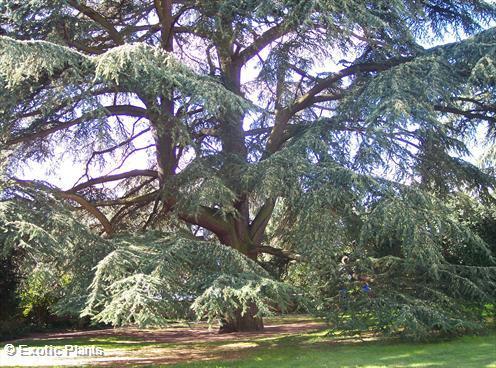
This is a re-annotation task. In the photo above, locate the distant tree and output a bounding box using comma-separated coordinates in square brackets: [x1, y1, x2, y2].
[1, 1, 496, 335]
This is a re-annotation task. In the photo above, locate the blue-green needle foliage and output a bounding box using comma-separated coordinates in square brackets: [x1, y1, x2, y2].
[0, 0, 496, 338]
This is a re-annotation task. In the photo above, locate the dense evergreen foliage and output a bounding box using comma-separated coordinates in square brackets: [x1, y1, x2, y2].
[1, 1, 496, 338]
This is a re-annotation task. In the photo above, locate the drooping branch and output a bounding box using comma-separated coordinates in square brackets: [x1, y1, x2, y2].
[12, 178, 114, 236]
[7, 105, 148, 146]
[69, 170, 158, 193]
[60, 192, 114, 236]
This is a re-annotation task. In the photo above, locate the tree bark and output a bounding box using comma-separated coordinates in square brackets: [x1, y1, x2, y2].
[216, 220, 265, 333]
[204, 18, 276, 332]
[219, 303, 264, 333]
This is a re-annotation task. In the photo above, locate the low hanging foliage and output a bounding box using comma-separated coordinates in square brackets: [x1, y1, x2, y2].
[274, 171, 496, 339]
[82, 232, 296, 327]
[0, 181, 296, 327]
[1, 153, 495, 338]
[1, 0, 496, 339]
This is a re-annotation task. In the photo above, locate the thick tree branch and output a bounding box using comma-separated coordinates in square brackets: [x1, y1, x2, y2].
[236, 22, 290, 64]
[61, 193, 114, 236]
[177, 206, 231, 238]
[153, 0, 174, 50]
[265, 57, 413, 155]
[291, 58, 413, 114]
[89, 187, 231, 238]
[12, 178, 114, 236]
[257, 245, 304, 261]
[67, 0, 124, 45]
[453, 97, 496, 112]
[250, 199, 276, 245]
[435, 104, 496, 124]
[94, 190, 159, 206]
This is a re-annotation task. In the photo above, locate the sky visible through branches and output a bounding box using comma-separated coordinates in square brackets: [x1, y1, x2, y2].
[16, 27, 490, 191]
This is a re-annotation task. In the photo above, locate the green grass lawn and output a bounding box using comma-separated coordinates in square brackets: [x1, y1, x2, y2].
[168, 331, 496, 368]
[6, 318, 496, 367]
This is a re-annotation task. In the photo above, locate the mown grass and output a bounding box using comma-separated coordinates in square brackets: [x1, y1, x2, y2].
[7, 317, 496, 368]
[168, 331, 496, 368]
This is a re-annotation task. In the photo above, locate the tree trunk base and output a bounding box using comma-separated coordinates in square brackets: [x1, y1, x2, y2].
[218, 305, 264, 333]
